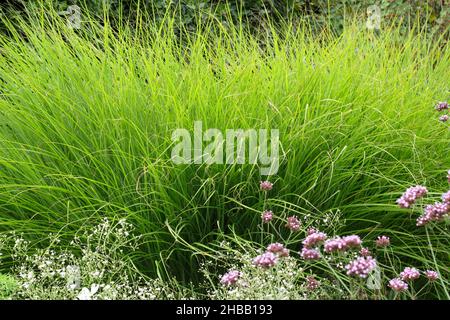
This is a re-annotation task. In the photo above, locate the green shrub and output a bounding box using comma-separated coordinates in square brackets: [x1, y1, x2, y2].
[0, 274, 19, 299]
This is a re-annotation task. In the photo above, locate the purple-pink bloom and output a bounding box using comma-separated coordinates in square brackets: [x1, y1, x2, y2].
[400, 267, 420, 281]
[306, 276, 320, 290]
[441, 190, 450, 204]
[324, 237, 347, 253]
[345, 256, 377, 278]
[439, 115, 449, 122]
[260, 181, 273, 191]
[266, 243, 289, 257]
[286, 216, 301, 231]
[307, 227, 318, 235]
[266, 242, 284, 252]
[360, 247, 371, 257]
[220, 270, 241, 286]
[279, 248, 290, 257]
[435, 101, 448, 111]
[324, 236, 362, 252]
[416, 202, 449, 226]
[252, 252, 278, 268]
[300, 247, 321, 260]
[416, 215, 429, 227]
[396, 185, 428, 208]
[424, 270, 439, 281]
[342, 235, 362, 248]
[302, 231, 327, 248]
[261, 210, 273, 223]
[375, 235, 390, 247]
[388, 278, 408, 292]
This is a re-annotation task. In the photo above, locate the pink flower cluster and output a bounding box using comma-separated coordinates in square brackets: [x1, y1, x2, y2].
[300, 247, 321, 260]
[261, 210, 273, 223]
[342, 235, 362, 248]
[416, 202, 449, 226]
[260, 180, 273, 191]
[300, 229, 328, 260]
[435, 102, 449, 123]
[425, 270, 439, 281]
[324, 237, 347, 252]
[388, 268, 438, 291]
[252, 252, 278, 268]
[345, 256, 377, 278]
[442, 190, 450, 204]
[398, 173, 450, 227]
[306, 276, 320, 291]
[286, 216, 301, 231]
[220, 270, 242, 286]
[435, 101, 448, 111]
[324, 235, 362, 253]
[375, 236, 390, 247]
[266, 243, 289, 257]
[360, 247, 370, 256]
[396, 185, 428, 208]
[388, 278, 408, 292]
[400, 267, 420, 281]
[253, 242, 291, 268]
[302, 231, 327, 248]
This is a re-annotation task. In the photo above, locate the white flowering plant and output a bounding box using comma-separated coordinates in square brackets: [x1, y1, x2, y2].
[0, 218, 176, 300]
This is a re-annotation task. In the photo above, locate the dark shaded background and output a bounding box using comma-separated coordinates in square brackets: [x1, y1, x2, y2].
[1, 0, 448, 36]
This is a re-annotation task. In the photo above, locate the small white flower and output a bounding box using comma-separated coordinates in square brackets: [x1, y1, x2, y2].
[77, 284, 99, 300]
[91, 270, 101, 278]
[68, 283, 78, 291]
[91, 284, 100, 294]
[77, 288, 92, 300]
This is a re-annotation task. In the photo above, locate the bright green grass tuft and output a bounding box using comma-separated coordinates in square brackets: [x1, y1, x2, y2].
[0, 273, 18, 299]
[0, 9, 449, 297]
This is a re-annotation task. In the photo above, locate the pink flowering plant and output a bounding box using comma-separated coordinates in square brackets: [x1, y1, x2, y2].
[435, 101, 449, 126]
[198, 175, 449, 300]
[201, 240, 341, 300]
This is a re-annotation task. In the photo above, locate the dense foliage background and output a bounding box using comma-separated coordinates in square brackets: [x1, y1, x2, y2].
[1, 0, 449, 35]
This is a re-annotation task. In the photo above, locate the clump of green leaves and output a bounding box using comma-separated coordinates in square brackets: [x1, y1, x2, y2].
[0, 274, 19, 299]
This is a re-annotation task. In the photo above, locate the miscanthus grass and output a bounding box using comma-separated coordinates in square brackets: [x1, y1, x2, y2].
[0, 8, 448, 299]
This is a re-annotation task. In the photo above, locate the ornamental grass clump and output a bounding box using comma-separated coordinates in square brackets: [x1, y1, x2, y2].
[0, 7, 448, 300]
